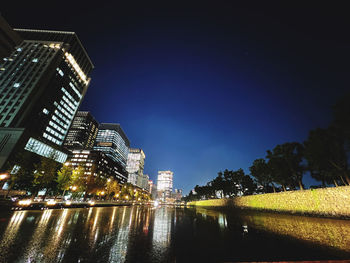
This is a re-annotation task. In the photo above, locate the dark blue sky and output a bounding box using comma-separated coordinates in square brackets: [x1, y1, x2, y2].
[3, 2, 350, 193]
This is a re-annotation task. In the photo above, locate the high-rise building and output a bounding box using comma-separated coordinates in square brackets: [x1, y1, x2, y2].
[157, 170, 173, 198]
[126, 148, 145, 186]
[148, 180, 153, 194]
[93, 123, 130, 178]
[63, 111, 98, 150]
[173, 189, 183, 201]
[0, 15, 22, 60]
[137, 173, 149, 190]
[0, 25, 93, 169]
[67, 149, 127, 184]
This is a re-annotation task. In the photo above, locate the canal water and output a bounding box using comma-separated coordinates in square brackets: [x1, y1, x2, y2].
[0, 206, 349, 262]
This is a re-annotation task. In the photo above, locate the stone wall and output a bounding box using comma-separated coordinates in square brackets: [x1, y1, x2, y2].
[187, 186, 350, 218]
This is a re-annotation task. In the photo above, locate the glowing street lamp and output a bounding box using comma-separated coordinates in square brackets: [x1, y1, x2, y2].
[71, 186, 77, 191]
[0, 173, 8, 180]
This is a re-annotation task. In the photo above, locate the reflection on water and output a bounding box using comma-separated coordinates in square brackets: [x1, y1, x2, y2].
[0, 206, 349, 262]
[195, 207, 350, 255]
[241, 211, 350, 253]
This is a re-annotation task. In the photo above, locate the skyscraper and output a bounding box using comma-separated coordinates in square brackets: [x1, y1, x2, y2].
[63, 111, 98, 150]
[126, 148, 145, 186]
[67, 149, 127, 184]
[157, 170, 173, 199]
[137, 173, 149, 190]
[93, 123, 130, 178]
[0, 15, 22, 60]
[0, 25, 93, 169]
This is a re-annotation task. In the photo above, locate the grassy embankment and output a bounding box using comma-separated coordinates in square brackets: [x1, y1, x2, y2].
[187, 186, 350, 218]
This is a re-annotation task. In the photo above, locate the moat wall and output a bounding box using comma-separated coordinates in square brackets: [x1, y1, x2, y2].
[187, 186, 350, 218]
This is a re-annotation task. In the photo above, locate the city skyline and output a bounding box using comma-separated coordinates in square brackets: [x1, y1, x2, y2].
[1, 2, 350, 193]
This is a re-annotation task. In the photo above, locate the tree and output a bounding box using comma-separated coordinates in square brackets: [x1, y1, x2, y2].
[249, 158, 276, 192]
[304, 128, 349, 186]
[241, 174, 256, 195]
[106, 178, 120, 200]
[332, 92, 350, 149]
[211, 172, 225, 198]
[56, 164, 73, 197]
[33, 152, 59, 199]
[266, 142, 305, 191]
[70, 165, 86, 193]
[5, 150, 38, 196]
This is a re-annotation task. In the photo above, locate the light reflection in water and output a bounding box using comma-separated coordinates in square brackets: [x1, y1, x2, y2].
[195, 207, 350, 253]
[22, 209, 53, 262]
[108, 206, 130, 263]
[218, 214, 227, 229]
[241, 212, 350, 253]
[152, 207, 172, 251]
[0, 211, 27, 256]
[1, 206, 347, 262]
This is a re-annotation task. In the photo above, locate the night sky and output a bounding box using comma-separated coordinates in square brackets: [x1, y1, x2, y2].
[2, 2, 350, 193]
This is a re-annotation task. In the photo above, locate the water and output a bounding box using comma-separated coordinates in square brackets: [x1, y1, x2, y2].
[0, 206, 349, 262]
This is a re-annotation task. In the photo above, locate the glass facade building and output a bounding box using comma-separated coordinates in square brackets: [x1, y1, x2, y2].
[126, 148, 145, 186]
[0, 15, 22, 60]
[63, 111, 98, 150]
[93, 123, 130, 178]
[67, 149, 127, 184]
[157, 170, 173, 198]
[0, 25, 93, 169]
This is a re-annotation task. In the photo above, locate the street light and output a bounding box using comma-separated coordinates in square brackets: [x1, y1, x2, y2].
[0, 173, 8, 180]
[71, 186, 77, 191]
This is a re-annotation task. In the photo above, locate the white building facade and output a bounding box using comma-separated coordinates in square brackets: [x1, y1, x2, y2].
[126, 148, 146, 188]
[157, 170, 173, 198]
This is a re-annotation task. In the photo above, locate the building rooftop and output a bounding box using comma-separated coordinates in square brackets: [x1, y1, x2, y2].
[14, 28, 94, 75]
[99, 123, 130, 147]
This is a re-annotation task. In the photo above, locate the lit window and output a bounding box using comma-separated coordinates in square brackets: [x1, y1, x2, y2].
[32, 58, 38, 63]
[43, 108, 49, 115]
[13, 83, 20, 88]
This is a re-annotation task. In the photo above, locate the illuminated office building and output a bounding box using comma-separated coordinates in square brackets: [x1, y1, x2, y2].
[126, 148, 145, 186]
[157, 170, 173, 198]
[67, 149, 127, 184]
[137, 173, 149, 190]
[0, 15, 22, 60]
[63, 111, 98, 150]
[148, 180, 153, 194]
[94, 123, 130, 178]
[0, 23, 93, 169]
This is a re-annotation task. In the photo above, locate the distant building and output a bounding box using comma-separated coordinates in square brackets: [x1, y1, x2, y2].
[63, 111, 98, 150]
[137, 173, 149, 190]
[67, 149, 127, 184]
[157, 170, 173, 199]
[93, 123, 130, 178]
[0, 24, 94, 170]
[148, 180, 153, 194]
[126, 148, 145, 186]
[173, 189, 183, 201]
